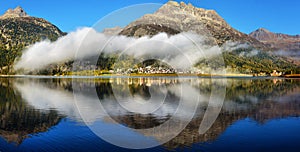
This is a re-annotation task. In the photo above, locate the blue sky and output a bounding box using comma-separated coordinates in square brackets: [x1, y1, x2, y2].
[0, 0, 299, 35]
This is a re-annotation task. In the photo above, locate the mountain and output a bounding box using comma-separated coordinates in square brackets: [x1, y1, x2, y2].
[249, 28, 300, 51]
[117, 1, 297, 74]
[1, 3, 297, 75]
[119, 1, 268, 50]
[0, 6, 65, 74]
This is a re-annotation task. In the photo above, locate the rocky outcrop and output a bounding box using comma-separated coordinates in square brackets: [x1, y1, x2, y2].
[102, 26, 123, 35]
[250, 28, 300, 51]
[0, 6, 28, 19]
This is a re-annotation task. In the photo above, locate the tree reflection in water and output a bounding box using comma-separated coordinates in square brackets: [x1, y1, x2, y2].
[0, 78, 64, 144]
[0, 77, 299, 149]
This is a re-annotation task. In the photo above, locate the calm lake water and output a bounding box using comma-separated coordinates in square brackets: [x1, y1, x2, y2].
[0, 77, 300, 151]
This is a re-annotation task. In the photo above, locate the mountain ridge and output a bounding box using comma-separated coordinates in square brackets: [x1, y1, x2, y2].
[249, 28, 300, 51]
[0, 3, 298, 75]
[119, 1, 268, 50]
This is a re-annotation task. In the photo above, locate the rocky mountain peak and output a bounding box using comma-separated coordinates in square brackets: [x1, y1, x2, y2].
[254, 28, 271, 34]
[166, 1, 180, 7]
[0, 6, 29, 19]
[249, 28, 273, 41]
[119, 1, 266, 49]
[0, 6, 65, 73]
[257, 28, 270, 32]
[250, 28, 300, 51]
[157, 1, 227, 26]
[250, 28, 295, 41]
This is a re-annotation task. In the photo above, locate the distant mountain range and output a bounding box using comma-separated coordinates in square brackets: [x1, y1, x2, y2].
[0, 2, 299, 75]
[249, 28, 300, 52]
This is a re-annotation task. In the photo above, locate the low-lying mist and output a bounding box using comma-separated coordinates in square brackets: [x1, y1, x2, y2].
[14, 27, 263, 73]
[272, 50, 300, 58]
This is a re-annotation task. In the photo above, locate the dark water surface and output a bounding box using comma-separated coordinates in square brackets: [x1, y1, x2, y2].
[0, 77, 299, 151]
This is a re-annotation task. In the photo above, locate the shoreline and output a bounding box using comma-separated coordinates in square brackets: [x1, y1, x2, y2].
[0, 73, 299, 79]
[284, 74, 300, 78]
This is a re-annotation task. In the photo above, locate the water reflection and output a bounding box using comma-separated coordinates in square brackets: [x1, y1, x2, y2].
[0, 77, 299, 150]
[0, 78, 64, 144]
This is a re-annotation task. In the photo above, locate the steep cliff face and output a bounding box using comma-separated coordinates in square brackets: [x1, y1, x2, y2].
[119, 1, 267, 49]
[250, 28, 300, 51]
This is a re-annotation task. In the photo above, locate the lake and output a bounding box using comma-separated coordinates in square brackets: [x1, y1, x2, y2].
[0, 77, 300, 151]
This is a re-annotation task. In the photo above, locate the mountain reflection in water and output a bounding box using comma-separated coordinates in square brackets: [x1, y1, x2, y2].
[0, 77, 299, 151]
